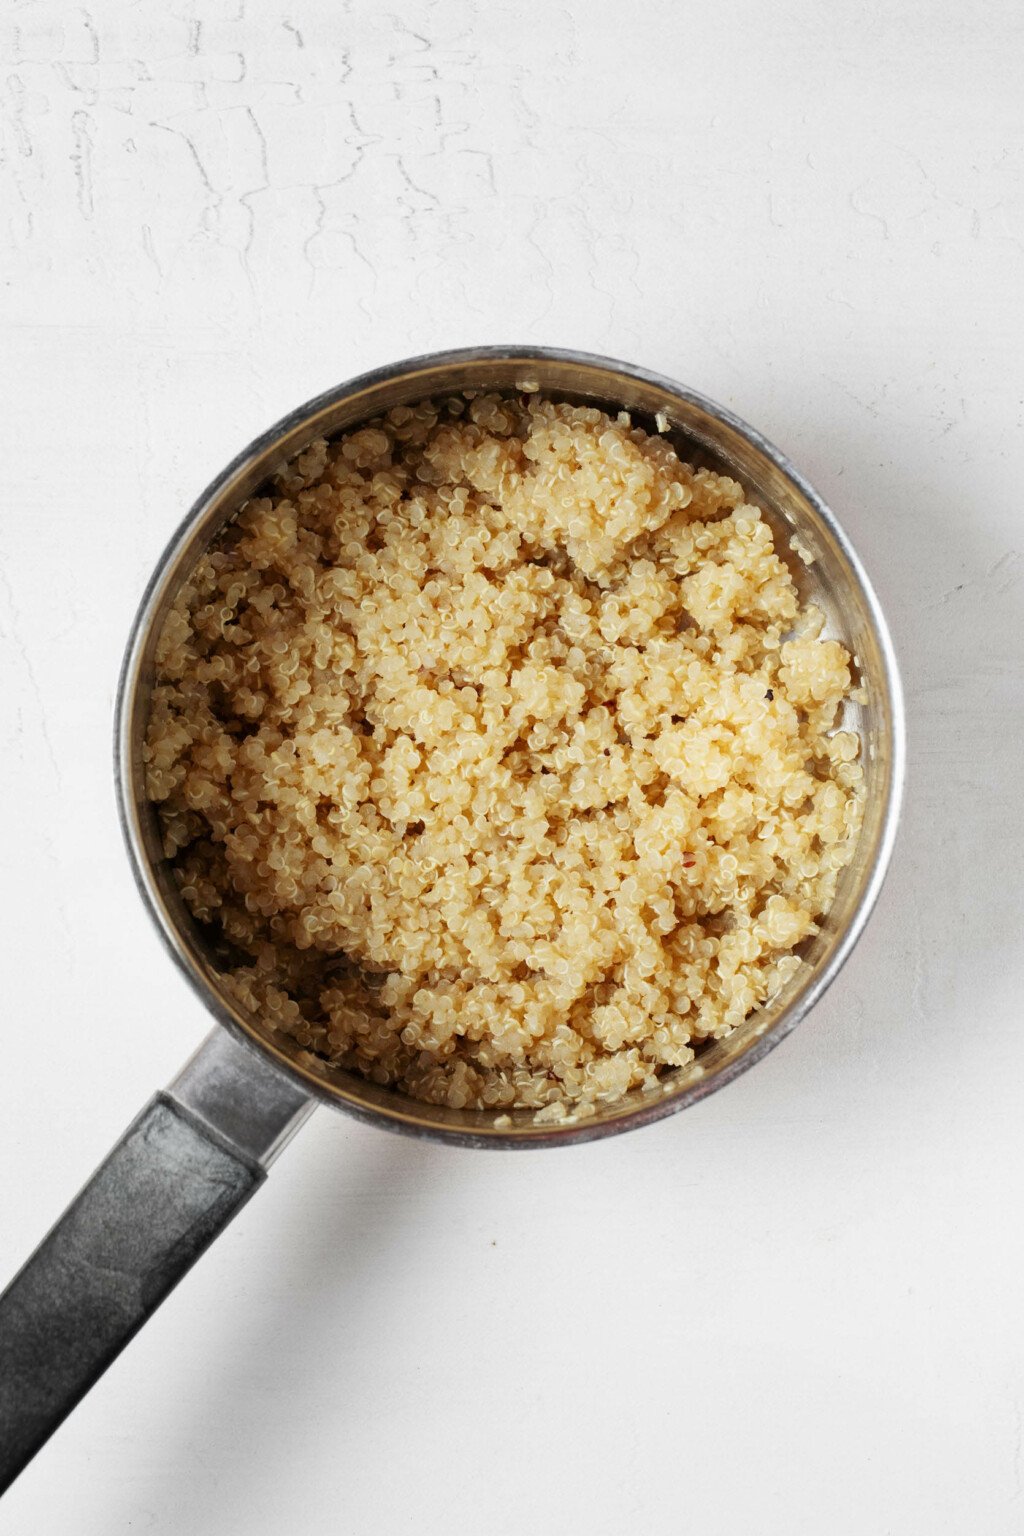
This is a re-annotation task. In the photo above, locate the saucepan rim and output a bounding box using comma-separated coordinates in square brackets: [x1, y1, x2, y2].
[114, 345, 905, 1148]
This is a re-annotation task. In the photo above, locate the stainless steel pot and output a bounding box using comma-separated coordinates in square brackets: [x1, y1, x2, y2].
[0, 347, 905, 1489]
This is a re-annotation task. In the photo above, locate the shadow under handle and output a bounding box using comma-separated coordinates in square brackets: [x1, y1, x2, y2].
[0, 1029, 313, 1494]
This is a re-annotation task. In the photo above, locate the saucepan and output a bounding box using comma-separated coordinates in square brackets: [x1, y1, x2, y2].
[0, 347, 905, 1491]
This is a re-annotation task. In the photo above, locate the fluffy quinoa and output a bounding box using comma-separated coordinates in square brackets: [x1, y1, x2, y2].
[145, 393, 864, 1121]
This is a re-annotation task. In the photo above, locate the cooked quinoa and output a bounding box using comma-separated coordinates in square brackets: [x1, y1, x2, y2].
[145, 393, 864, 1121]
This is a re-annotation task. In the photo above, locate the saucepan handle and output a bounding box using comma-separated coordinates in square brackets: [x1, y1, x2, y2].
[0, 1029, 313, 1494]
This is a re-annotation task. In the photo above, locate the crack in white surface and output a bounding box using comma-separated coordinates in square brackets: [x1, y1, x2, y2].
[238, 102, 269, 268]
[70, 107, 94, 216]
[394, 153, 440, 210]
[572, 148, 618, 338]
[52, 61, 90, 103]
[849, 182, 891, 241]
[141, 219, 163, 280]
[4, 73, 34, 158]
[79, 6, 99, 64]
[524, 198, 555, 327]
[929, 550, 1020, 610]
[300, 94, 380, 291]
[464, 146, 496, 195]
[303, 185, 375, 319]
[386, 15, 440, 82]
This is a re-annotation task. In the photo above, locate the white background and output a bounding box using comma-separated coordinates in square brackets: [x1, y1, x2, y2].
[2, 2, 1023, 1532]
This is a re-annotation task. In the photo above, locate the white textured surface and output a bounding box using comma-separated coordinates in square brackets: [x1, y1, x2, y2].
[2, 2, 1023, 1531]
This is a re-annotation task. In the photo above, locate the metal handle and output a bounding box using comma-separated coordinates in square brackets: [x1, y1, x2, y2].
[0, 1029, 313, 1493]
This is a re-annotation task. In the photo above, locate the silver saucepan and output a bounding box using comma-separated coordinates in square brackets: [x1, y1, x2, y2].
[0, 347, 905, 1490]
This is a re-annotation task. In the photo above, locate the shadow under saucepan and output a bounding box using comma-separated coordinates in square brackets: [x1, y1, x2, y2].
[739, 400, 1023, 1141]
[58, 1119, 462, 1535]
[14, 387, 1018, 1536]
[63, 1106, 694, 1536]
